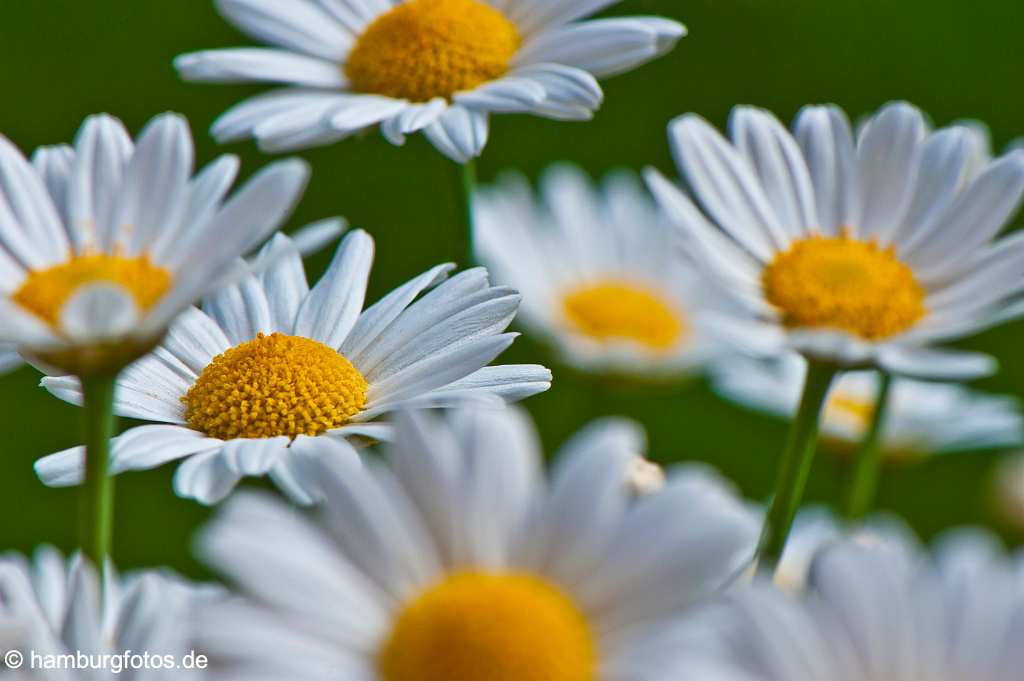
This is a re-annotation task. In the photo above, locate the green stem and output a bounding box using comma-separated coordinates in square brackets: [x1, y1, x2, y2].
[79, 372, 118, 567]
[843, 372, 893, 519]
[454, 159, 478, 265]
[756, 362, 838, 574]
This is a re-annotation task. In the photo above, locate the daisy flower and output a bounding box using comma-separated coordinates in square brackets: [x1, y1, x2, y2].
[174, 0, 685, 163]
[194, 407, 759, 681]
[646, 101, 1024, 380]
[713, 354, 1023, 460]
[672, 530, 1024, 681]
[0, 547, 210, 680]
[474, 164, 726, 377]
[0, 112, 317, 376]
[35, 230, 552, 505]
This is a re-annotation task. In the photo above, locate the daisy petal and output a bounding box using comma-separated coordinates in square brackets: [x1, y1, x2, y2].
[294, 229, 374, 348]
[174, 48, 347, 88]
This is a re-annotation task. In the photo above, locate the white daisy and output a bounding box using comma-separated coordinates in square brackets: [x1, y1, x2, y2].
[35, 230, 552, 505]
[0, 112, 321, 376]
[646, 101, 1024, 380]
[0, 547, 209, 680]
[474, 164, 727, 377]
[174, 0, 685, 163]
[772, 505, 917, 592]
[194, 407, 759, 681]
[713, 354, 1023, 460]
[671, 530, 1024, 681]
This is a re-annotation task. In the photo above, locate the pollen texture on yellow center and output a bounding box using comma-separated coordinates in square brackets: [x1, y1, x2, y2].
[762, 234, 926, 340]
[562, 280, 686, 351]
[183, 333, 368, 440]
[378, 571, 596, 681]
[12, 254, 171, 327]
[345, 0, 521, 102]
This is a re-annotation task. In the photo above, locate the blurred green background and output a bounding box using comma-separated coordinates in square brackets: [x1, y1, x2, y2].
[1, 0, 1022, 576]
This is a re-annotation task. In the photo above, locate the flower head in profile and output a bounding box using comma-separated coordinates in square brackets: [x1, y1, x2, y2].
[0, 113, 313, 375]
[474, 164, 728, 378]
[174, 0, 685, 163]
[35, 231, 551, 505]
[647, 102, 1024, 380]
[674, 530, 1024, 681]
[0, 547, 210, 680]
[194, 407, 759, 681]
[713, 354, 1023, 461]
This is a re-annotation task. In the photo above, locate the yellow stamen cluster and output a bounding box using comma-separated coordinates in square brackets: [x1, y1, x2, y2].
[378, 571, 596, 681]
[562, 280, 686, 351]
[12, 254, 172, 327]
[825, 393, 876, 432]
[345, 0, 521, 102]
[762, 234, 926, 340]
[183, 333, 368, 440]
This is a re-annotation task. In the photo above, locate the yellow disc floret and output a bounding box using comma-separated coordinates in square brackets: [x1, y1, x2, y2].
[762, 234, 926, 340]
[12, 254, 172, 328]
[378, 571, 596, 681]
[346, 0, 521, 102]
[562, 280, 686, 351]
[183, 333, 368, 440]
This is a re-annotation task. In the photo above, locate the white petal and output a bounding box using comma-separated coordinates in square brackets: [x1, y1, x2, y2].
[0, 134, 68, 267]
[793, 104, 858, 235]
[255, 234, 309, 331]
[172, 449, 244, 505]
[215, 0, 353, 61]
[67, 114, 133, 252]
[30, 144, 75, 227]
[508, 63, 602, 120]
[202, 275, 274, 345]
[514, 17, 684, 78]
[877, 345, 997, 380]
[294, 229, 374, 348]
[422, 106, 489, 164]
[174, 49, 346, 87]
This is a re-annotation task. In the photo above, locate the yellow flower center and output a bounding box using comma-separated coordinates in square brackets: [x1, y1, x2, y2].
[183, 333, 368, 440]
[562, 280, 686, 351]
[12, 254, 172, 327]
[345, 0, 521, 102]
[762, 234, 926, 340]
[378, 571, 596, 681]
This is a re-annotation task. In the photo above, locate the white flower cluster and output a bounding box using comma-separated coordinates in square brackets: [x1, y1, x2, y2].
[2, 2, 1023, 681]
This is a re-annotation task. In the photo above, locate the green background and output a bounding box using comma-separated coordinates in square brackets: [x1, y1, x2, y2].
[1, 0, 1022, 576]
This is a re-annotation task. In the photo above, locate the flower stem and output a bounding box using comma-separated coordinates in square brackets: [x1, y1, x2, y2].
[79, 372, 118, 567]
[843, 371, 893, 519]
[454, 159, 478, 265]
[756, 362, 838, 573]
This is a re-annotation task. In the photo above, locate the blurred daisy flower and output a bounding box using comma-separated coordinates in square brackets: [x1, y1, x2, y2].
[474, 164, 725, 377]
[0, 547, 210, 680]
[713, 354, 1023, 460]
[647, 102, 1024, 380]
[35, 230, 551, 505]
[0, 112, 316, 376]
[672, 530, 1024, 681]
[194, 407, 759, 681]
[174, 0, 685, 163]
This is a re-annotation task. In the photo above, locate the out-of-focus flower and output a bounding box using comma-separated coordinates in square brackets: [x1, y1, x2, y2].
[474, 164, 729, 378]
[194, 407, 759, 681]
[0, 113, 317, 375]
[0, 547, 211, 680]
[35, 232, 551, 505]
[647, 102, 1024, 380]
[175, 0, 685, 163]
[672, 530, 1024, 681]
[713, 354, 1023, 461]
